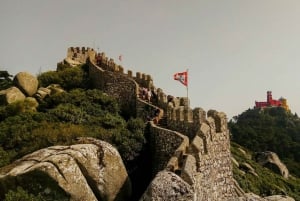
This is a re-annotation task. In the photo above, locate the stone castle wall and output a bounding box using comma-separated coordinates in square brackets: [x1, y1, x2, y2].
[88, 60, 138, 115]
[144, 103, 236, 200]
[68, 47, 156, 115]
[187, 111, 235, 199]
[148, 122, 189, 175]
[67, 47, 238, 200]
[67, 47, 96, 63]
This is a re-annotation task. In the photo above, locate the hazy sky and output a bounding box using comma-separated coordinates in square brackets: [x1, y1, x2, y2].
[1, 0, 300, 119]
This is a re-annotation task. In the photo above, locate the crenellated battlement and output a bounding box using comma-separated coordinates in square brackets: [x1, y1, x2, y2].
[67, 47, 96, 63]
[167, 106, 227, 134]
[66, 47, 228, 138]
[64, 46, 238, 200]
[93, 51, 154, 89]
[66, 47, 155, 89]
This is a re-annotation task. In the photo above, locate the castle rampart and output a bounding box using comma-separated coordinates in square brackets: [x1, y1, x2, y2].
[67, 47, 96, 64]
[148, 122, 189, 175]
[87, 55, 138, 116]
[94, 51, 154, 89]
[66, 47, 239, 200]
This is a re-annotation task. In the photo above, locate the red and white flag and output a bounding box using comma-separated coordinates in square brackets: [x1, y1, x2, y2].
[174, 71, 188, 86]
[118, 54, 123, 62]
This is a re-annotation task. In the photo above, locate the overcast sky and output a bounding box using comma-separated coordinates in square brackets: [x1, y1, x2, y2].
[1, 0, 300, 119]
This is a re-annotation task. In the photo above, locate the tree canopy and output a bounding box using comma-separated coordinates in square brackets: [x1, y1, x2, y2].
[0, 70, 13, 90]
[229, 107, 300, 177]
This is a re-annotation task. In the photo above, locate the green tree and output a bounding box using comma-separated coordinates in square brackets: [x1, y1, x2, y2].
[0, 70, 13, 90]
[37, 64, 90, 90]
[229, 107, 300, 177]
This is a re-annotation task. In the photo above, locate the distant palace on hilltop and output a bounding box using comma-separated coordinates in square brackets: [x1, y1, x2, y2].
[255, 91, 290, 111]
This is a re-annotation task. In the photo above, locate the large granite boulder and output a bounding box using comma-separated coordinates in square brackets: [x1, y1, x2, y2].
[13, 72, 38, 96]
[255, 151, 289, 178]
[0, 86, 26, 105]
[140, 170, 194, 201]
[0, 137, 131, 201]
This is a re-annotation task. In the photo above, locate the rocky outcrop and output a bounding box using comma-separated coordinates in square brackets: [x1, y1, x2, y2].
[0, 86, 26, 104]
[64, 57, 83, 67]
[47, 84, 65, 95]
[255, 151, 289, 178]
[23, 97, 39, 112]
[239, 162, 258, 177]
[140, 170, 194, 201]
[35, 84, 64, 101]
[35, 87, 51, 100]
[0, 137, 131, 201]
[13, 72, 38, 96]
[233, 193, 295, 201]
[139, 170, 295, 201]
[265, 195, 295, 201]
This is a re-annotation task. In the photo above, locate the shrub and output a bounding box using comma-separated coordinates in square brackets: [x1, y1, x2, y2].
[0, 71, 13, 90]
[37, 71, 61, 87]
[48, 103, 89, 124]
[112, 118, 145, 162]
[37, 65, 89, 90]
[0, 147, 9, 167]
[4, 187, 43, 201]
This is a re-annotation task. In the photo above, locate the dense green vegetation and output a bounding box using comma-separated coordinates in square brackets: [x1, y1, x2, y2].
[3, 187, 44, 201]
[1, 65, 300, 200]
[231, 142, 300, 200]
[38, 64, 90, 90]
[229, 107, 300, 178]
[0, 66, 145, 200]
[0, 71, 13, 90]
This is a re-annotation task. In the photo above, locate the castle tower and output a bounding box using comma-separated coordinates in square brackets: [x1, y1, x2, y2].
[267, 91, 272, 104]
[280, 97, 290, 111]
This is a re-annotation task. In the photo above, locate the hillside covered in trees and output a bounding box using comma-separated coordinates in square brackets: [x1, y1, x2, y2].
[229, 107, 300, 178]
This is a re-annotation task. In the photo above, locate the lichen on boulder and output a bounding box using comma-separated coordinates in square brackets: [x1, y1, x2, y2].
[13, 72, 38, 96]
[0, 137, 131, 201]
[0, 86, 26, 105]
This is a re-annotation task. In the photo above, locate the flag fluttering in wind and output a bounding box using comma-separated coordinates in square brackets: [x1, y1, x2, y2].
[118, 54, 123, 62]
[174, 71, 188, 86]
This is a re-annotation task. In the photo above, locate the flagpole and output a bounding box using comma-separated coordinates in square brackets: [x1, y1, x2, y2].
[186, 68, 189, 108]
[119, 54, 123, 67]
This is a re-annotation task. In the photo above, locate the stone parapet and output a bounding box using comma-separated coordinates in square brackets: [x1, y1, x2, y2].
[65, 47, 240, 200]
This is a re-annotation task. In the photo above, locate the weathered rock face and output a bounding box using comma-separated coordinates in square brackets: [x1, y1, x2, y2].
[140, 170, 194, 201]
[232, 193, 295, 201]
[35, 84, 64, 101]
[265, 195, 295, 201]
[140, 171, 295, 201]
[13, 72, 38, 96]
[47, 84, 65, 95]
[0, 86, 26, 104]
[0, 137, 131, 201]
[21, 97, 39, 112]
[64, 57, 83, 67]
[255, 151, 289, 178]
[240, 162, 258, 177]
[35, 87, 51, 100]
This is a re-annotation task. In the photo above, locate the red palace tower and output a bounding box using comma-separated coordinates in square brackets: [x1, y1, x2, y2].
[254, 91, 289, 111]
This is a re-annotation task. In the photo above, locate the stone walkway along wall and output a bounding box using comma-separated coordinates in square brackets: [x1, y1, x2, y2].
[68, 46, 239, 200]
